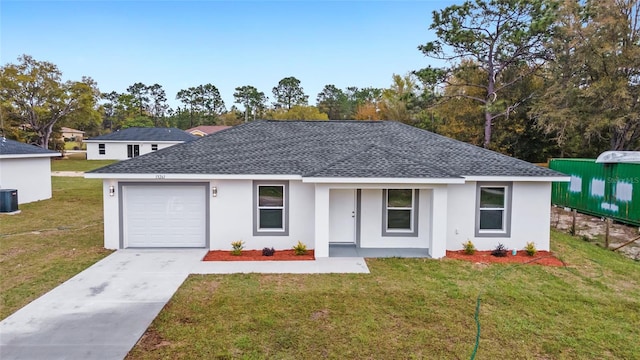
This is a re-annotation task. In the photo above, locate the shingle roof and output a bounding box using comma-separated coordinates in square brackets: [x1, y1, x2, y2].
[0, 138, 60, 156]
[85, 127, 197, 142]
[88, 120, 564, 178]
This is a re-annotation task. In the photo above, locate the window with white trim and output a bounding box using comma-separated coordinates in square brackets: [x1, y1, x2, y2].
[382, 189, 419, 237]
[98, 143, 105, 155]
[253, 181, 289, 236]
[476, 183, 511, 237]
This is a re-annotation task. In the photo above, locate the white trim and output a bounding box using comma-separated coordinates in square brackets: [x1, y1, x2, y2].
[303, 177, 465, 184]
[0, 153, 61, 159]
[256, 184, 286, 232]
[464, 176, 570, 182]
[84, 140, 186, 144]
[385, 189, 415, 233]
[85, 173, 303, 180]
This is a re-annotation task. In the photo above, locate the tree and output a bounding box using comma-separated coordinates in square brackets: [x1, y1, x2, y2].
[148, 83, 168, 126]
[233, 85, 268, 122]
[176, 84, 226, 127]
[267, 105, 329, 120]
[378, 74, 419, 123]
[417, 0, 558, 148]
[0, 55, 100, 149]
[126, 82, 150, 117]
[272, 77, 308, 110]
[316, 85, 349, 120]
[532, 0, 640, 152]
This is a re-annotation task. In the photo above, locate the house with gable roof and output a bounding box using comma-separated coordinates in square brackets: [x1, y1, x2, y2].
[85, 120, 569, 258]
[84, 127, 196, 160]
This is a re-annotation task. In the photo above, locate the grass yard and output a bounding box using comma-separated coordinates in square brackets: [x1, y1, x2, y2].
[0, 176, 111, 320]
[51, 154, 116, 172]
[128, 232, 640, 360]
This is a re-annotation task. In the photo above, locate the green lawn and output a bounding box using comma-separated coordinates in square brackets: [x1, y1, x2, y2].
[127, 232, 640, 360]
[51, 155, 116, 172]
[0, 177, 112, 320]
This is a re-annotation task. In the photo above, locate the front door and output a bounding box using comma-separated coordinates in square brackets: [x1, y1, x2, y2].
[329, 189, 356, 243]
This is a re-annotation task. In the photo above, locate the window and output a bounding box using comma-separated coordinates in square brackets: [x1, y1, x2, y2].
[151, 144, 158, 151]
[382, 189, 419, 237]
[253, 181, 289, 236]
[127, 144, 140, 158]
[476, 183, 512, 237]
[98, 143, 105, 155]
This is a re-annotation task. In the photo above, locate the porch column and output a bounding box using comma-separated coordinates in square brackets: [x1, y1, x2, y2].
[314, 184, 330, 257]
[430, 186, 448, 259]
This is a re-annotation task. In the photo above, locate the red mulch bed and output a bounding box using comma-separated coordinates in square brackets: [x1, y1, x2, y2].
[446, 250, 565, 267]
[203, 249, 315, 261]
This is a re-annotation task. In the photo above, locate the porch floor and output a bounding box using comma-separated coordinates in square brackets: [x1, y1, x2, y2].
[329, 244, 430, 258]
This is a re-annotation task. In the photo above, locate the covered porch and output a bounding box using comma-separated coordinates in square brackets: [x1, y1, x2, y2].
[329, 243, 431, 258]
[309, 181, 456, 259]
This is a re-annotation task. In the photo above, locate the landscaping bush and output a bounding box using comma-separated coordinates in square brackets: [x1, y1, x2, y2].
[231, 241, 244, 256]
[293, 241, 307, 255]
[262, 247, 275, 256]
[524, 242, 537, 256]
[462, 240, 476, 255]
[491, 243, 508, 257]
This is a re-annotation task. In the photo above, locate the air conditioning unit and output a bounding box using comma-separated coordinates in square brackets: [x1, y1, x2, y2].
[0, 189, 19, 213]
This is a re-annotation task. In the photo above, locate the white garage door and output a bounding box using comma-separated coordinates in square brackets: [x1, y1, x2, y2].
[123, 184, 207, 248]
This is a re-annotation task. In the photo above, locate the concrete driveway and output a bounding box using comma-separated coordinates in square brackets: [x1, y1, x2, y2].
[0, 250, 369, 359]
[0, 250, 207, 360]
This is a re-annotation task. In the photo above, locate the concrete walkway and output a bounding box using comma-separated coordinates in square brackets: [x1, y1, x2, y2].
[0, 250, 369, 360]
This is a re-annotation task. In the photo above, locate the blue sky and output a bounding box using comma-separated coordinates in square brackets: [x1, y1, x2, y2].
[1, 0, 455, 110]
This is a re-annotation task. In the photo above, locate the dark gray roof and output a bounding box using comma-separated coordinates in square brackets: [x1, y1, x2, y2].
[88, 120, 564, 178]
[0, 138, 59, 156]
[86, 127, 196, 142]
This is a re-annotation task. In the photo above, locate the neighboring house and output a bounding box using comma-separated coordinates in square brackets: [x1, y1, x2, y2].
[60, 127, 85, 141]
[0, 138, 60, 204]
[84, 127, 197, 160]
[185, 125, 231, 137]
[86, 120, 569, 258]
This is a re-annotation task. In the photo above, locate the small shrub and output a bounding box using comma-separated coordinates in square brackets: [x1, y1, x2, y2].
[491, 243, 508, 257]
[231, 240, 244, 256]
[262, 247, 275, 256]
[293, 241, 308, 255]
[462, 240, 476, 255]
[524, 242, 537, 256]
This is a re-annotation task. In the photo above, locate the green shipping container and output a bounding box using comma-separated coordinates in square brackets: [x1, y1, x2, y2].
[550, 159, 640, 226]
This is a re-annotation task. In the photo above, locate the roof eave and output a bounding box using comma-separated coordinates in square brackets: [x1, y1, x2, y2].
[0, 153, 61, 159]
[302, 177, 465, 184]
[84, 173, 303, 180]
[463, 175, 571, 182]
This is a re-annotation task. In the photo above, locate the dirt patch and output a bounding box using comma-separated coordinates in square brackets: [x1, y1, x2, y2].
[133, 328, 171, 352]
[203, 249, 315, 261]
[551, 206, 640, 260]
[446, 250, 564, 267]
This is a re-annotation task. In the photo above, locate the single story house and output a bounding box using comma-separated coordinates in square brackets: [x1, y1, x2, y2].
[86, 120, 569, 258]
[0, 138, 61, 204]
[60, 127, 85, 141]
[84, 127, 196, 160]
[185, 125, 231, 137]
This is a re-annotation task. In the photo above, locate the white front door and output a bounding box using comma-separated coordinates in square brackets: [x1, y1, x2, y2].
[329, 189, 356, 243]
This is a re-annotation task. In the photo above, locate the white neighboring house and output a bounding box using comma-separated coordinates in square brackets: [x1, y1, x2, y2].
[85, 120, 569, 258]
[0, 138, 60, 204]
[84, 127, 197, 160]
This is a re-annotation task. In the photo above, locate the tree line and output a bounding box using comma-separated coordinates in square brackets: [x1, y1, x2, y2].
[1, 0, 637, 162]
